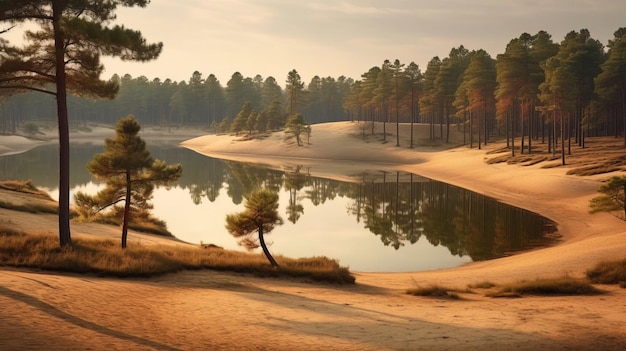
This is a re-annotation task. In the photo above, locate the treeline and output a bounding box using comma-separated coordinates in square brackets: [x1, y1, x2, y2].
[2, 28, 626, 153]
[0, 69, 353, 133]
[343, 29, 626, 153]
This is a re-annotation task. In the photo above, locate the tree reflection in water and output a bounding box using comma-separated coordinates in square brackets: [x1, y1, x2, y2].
[1, 143, 557, 264]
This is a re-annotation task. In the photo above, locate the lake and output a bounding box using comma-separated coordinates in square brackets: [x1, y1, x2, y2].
[0, 140, 556, 272]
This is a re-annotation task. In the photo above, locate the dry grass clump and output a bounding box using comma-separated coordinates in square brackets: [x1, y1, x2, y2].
[487, 276, 601, 298]
[406, 283, 471, 299]
[0, 228, 355, 284]
[467, 281, 497, 289]
[586, 258, 626, 286]
[0, 180, 53, 199]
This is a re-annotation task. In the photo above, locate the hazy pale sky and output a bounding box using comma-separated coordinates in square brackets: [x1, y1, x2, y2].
[7, 0, 626, 86]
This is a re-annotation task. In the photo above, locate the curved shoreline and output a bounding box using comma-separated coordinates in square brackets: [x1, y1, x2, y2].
[182, 121, 626, 285]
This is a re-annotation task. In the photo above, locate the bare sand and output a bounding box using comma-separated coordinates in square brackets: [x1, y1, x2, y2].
[1, 122, 625, 350]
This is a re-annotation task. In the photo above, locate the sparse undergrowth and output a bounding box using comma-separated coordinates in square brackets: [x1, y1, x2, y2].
[487, 276, 602, 298]
[484, 137, 626, 176]
[586, 258, 626, 285]
[405, 283, 471, 299]
[0, 228, 355, 284]
[406, 273, 616, 299]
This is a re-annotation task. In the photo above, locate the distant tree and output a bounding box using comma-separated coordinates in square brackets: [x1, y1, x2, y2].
[246, 111, 258, 134]
[560, 30, 604, 149]
[285, 113, 311, 146]
[0, 1, 162, 247]
[225, 189, 284, 268]
[435, 46, 471, 143]
[374, 60, 393, 142]
[231, 101, 254, 135]
[74, 116, 182, 248]
[420, 57, 442, 140]
[457, 50, 497, 149]
[405, 62, 423, 148]
[589, 175, 626, 220]
[391, 59, 405, 146]
[219, 116, 231, 133]
[360, 66, 382, 135]
[22, 122, 39, 136]
[539, 54, 577, 165]
[286, 69, 305, 115]
[260, 76, 283, 108]
[204, 74, 226, 125]
[265, 98, 286, 131]
[595, 28, 626, 147]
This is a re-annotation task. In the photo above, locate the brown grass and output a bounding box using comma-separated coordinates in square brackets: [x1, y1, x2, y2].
[586, 258, 626, 285]
[0, 179, 53, 199]
[487, 276, 601, 297]
[405, 282, 471, 299]
[0, 228, 355, 284]
[0, 199, 58, 214]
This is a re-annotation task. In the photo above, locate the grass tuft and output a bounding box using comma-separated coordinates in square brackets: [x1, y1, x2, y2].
[405, 284, 469, 299]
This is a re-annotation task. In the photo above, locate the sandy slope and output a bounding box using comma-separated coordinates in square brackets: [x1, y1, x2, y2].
[1, 122, 626, 350]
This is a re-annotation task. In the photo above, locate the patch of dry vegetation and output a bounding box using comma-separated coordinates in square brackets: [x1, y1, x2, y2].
[405, 280, 472, 299]
[586, 258, 626, 285]
[407, 274, 617, 299]
[0, 180, 53, 200]
[484, 137, 626, 176]
[487, 276, 601, 298]
[0, 228, 355, 284]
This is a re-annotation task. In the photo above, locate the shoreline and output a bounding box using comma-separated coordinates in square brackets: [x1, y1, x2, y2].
[182, 121, 626, 283]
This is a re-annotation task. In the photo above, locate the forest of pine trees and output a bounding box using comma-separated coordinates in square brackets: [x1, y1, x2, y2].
[2, 28, 626, 150]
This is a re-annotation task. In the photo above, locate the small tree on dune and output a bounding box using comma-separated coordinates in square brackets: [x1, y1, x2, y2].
[225, 189, 284, 268]
[285, 113, 311, 146]
[589, 175, 626, 220]
[74, 115, 182, 248]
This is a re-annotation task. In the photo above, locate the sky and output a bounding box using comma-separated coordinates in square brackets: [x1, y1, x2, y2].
[6, 0, 626, 86]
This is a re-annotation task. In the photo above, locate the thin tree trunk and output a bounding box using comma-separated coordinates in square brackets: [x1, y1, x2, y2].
[527, 104, 532, 154]
[122, 170, 131, 249]
[511, 106, 515, 157]
[561, 111, 566, 165]
[258, 226, 279, 268]
[53, 2, 72, 247]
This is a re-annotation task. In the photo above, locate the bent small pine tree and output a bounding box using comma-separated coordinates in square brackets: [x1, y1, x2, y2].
[225, 189, 284, 268]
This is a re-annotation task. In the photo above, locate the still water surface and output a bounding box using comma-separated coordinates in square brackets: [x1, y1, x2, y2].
[0, 141, 555, 272]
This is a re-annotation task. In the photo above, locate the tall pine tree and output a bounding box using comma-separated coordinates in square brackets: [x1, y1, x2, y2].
[0, 1, 162, 247]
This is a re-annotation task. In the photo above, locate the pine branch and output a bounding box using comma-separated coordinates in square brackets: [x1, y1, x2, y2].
[0, 25, 16, 34]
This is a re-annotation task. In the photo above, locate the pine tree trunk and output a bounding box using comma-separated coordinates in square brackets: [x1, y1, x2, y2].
[121, 170, 132, 249]
[53, 2, 72, 247]
[258, 226, 279, 268]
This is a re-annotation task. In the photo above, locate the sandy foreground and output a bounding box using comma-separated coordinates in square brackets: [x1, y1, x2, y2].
[1, 122, 626, 350]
